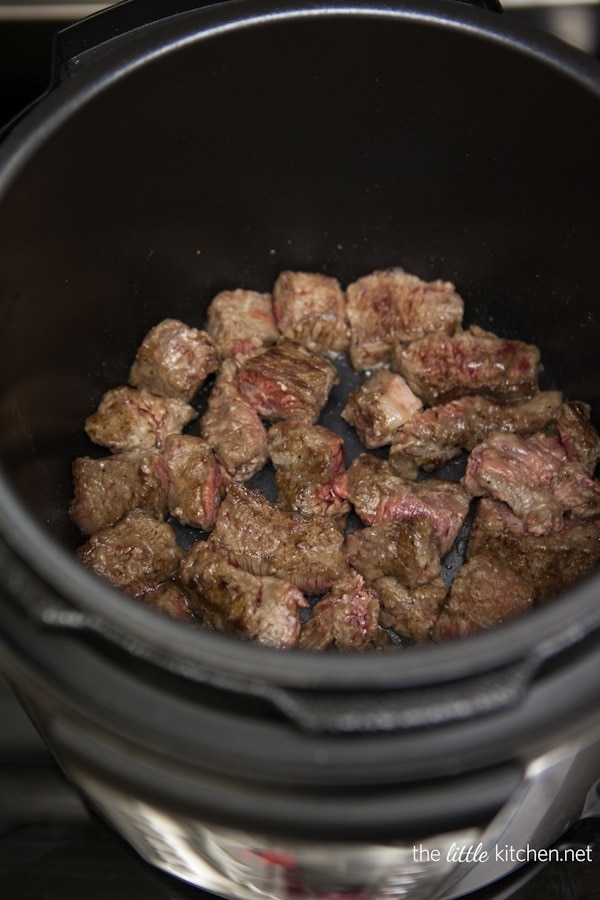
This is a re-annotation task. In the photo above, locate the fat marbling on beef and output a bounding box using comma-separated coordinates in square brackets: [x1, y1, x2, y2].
[129, 318, 219, 401]
[272, 270, 349, 356]
[179, 541, 306, 648]
[345, 268, 464, 370]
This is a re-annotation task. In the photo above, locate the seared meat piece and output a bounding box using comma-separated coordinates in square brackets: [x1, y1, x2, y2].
[206, 288, 280, 359]
[462, 431, 600, 535]
[70, 449, 168, 535]
[389, 391, 563, 472]
[297, 573, 384, 651]
[346, 268, 464, 370]
[346, 519, 441, 588]
[273, 270, 349, 356]
[77, 510, 183, 596]
[342, 370, 423, 449]
[208, 484, 348, 594]
[140, 581, 197, 622]
[129, 318, 219, 401]
[179, 541, 306, 648]
[267, 420, 346, 483]
[162, 434, 230, 529]
[333, 455, 470, 553]
[432, 556, 534, 641]
[392, 325, 540, 406]
[85, 386, 197, 452]
[238, 339, 338, 424]
[200, 360, 269, 482]
[376, 576, 448, 643]
[468, 498, 600, 602]
[274, 472, 351, 524]
[556, 401, 600, 475]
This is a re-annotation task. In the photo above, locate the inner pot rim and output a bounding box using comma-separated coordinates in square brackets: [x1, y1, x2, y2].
[1, 0, 600, 693]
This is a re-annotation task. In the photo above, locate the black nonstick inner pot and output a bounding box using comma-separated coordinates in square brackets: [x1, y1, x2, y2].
[0, 0, 599, 891]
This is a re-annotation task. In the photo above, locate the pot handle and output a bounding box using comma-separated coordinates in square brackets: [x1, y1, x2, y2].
[52, 0, 503, 84]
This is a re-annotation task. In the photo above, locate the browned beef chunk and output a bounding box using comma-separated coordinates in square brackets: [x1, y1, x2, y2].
[85, 386, 197, 452]
[342, 370, 423, 449]
[162, 434, 230, 529]
[77, 510, 183, 596]
[207, 484, 348, 594]
[333, 455, 470, 553]
[556, 401, 600, 475]
[462, 431, 600, 535]
[206, 288, 280, 360]
[267, 421, 346, 482]
[70, 449, 169, 535]
[392, 325, 540, 406]
[199, 360, 268, 481]
[467, 498, 600, 602]
[272, 270, 349, 355]
[376, 577, 448, 643]
[274, 473, 351, 525]
[140, 581, 197, 622]
[129, 318, 219, 401]
[179, 541, 306, 648]
[238, 339, 338, 424]
[298, 572, 385, 650]
[346, 519, 441, 588]
[432, 556, 534, 642]
[389, 391, 563, 472]
[346, 268, 464, 370]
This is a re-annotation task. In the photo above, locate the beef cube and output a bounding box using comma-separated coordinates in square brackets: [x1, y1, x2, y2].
[272, 270, 349, 355]
[140, 581, 197, 622]
[297, 573, 385, 651]
[238, 339, 338, 424]
[267, 421, 346, 483]
[85, 386, 197, 452]
[208, 484, 348, 594]
[392, 325, 540, 406]
[129, 318, 219, 401]
[179, 541, 306, 648]
[162, 434, 230, 529]
[342, 370, 423, 449]
[467, 498, 600, 603]
[70, 449, 168, 535]
[462, 431, 600, 535]
[274, 472, 351, 524]
[346, 519, 441, 588]
[556, 401, 600, 475]
[432, 556, 534, 642]
[389, 391, 563, 472]
[206, 288, 280, 359]
[375, 576, 448, 643]
[333, 455, 470, 553]
[346, 268, 464, 370]
[200, 360, 269, 481]
[77, 510, 183, 596]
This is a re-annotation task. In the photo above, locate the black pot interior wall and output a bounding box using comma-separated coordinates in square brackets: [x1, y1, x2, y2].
[0, 10, 599, 552]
